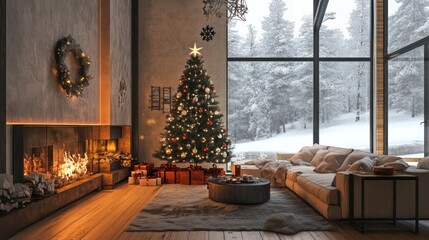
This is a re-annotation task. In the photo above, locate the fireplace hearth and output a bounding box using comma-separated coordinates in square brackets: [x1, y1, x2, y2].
[13, 125, 131, 188]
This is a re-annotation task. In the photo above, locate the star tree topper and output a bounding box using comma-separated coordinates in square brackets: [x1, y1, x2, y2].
[189, 43, 203, 57]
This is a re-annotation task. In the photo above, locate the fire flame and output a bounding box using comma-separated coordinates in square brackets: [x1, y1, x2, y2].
[58, 151, 88, 180]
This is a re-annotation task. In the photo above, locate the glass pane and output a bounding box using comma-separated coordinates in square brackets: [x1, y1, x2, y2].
[388, 0, 429, 53]
[319, 62, 371, 150]
[388, 47, 424, 157]
[228, 0, 313, 58]
[320, 0, 371, 57]
[228, 62, 313, 156]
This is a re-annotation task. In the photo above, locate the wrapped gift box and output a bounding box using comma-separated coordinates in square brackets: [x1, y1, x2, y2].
[159, 169, 180, 184]
[180, 169, 205, 185]
[134, 162, 154, 175]
[139, 178, 148, 186]
[148, 177, 161, 186]
[128, 177, 135, 185]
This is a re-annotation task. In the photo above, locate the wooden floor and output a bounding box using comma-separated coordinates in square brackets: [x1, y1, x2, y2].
[10, 182, 429, 240]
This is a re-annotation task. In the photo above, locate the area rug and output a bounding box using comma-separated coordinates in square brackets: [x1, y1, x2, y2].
[127, 185, 335, 235]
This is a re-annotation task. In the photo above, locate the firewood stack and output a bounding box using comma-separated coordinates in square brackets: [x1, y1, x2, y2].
[24, 173, 56, 200]
[0, 174, 18, 212]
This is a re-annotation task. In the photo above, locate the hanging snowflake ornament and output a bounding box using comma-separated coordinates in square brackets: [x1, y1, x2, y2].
[200, 25, 216, 42]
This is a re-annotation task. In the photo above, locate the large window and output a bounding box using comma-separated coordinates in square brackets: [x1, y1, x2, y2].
[228, 0, 373, 155]
[386, 0, 429, 157]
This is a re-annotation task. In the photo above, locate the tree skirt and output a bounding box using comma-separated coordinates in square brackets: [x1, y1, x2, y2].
[127, 185, 335, 235]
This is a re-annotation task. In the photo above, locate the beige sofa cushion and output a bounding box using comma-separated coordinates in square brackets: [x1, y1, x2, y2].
[296, 173, 338, 205]
[327, 146, 354, 155]
[383, 159, 409, 171]
[346, 157, 375, 172]
[376, 155, 402, 165]
[338, 150, 377, 171]
[310, 149, 330, 167]
[417, 156, 429, 169]
[286, 166, 315, 182]
[314, 152, 349, 173]
[290, 146, 319, 163]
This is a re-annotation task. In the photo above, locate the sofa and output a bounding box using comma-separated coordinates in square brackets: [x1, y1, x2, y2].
[231, 144, 429, 220]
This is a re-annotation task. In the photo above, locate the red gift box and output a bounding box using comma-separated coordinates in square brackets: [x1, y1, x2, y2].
[180, 169, 205, 185]
[159, 169, 180, 184]
[134, 162, 154, 175]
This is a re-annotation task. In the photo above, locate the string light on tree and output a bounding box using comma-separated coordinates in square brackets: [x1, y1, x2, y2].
[154, 43, 232, 165]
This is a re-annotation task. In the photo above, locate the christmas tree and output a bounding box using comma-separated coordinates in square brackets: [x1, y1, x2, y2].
[154, 44, 232, 165]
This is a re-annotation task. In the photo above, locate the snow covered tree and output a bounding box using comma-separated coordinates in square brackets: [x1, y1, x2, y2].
[347, 0, 371, 121]
[154, 45, 232, 164]
[388, 0, 428, 117]
[259, 0, 296, 135]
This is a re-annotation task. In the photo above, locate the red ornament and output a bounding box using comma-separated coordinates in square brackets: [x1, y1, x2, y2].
[207, 120, 212, 126]
[182, 135, 187, 140]
[210, 86, 214, 91]
[203, 147, 209, 152]
[221, 143, 226, 148]
[171, 137, 176, 142]
[198, 108, 204, 113]
[181, 78, 185, 82]
[183, 88, 188, 93]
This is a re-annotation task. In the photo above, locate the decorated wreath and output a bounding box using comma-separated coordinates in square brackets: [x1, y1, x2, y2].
[54, 35, 91, 97]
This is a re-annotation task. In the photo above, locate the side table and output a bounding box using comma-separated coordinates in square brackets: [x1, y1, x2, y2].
[349, 172, 419, 233]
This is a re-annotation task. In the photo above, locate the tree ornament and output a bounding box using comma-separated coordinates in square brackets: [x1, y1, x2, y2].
[181, 110, 187, 116]
[203, 147, 209, 152]
[221, 143, 227, 148]
[214, 110, 219, 115]
[182, 135, 188, 140]
[183, 88, 188, 93]
[186, 144, 191, 149]
[176, 92, 182, 98]
[217, 134, 222, 138]
[166, 148, 172, 155]
[207, 120, 212, 126]
[178, 105, 183, 111]
[205, 87, 210, 93]
[55, 35, 92, 97]
[201, 137, 206, 143]
[200, 25, 216, 42]
[181, 152, 187, 158]
[198, 108, 204, 114]
[181, 77, 185, 82]
[216, 148, 221, 153]
[222, 152, 227, 158]
[193, 96, 199, 102]
[192, 147, 198, 154]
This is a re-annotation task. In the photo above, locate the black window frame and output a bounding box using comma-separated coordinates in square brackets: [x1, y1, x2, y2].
[226, 0, 374, 152]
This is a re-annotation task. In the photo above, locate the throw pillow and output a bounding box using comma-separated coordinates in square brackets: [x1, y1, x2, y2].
[338, 150, 377, 171]
[327, 146, 354, 155]
[383, 159, 409, 171]
[346, 157, 375, 172]
[309, 149, 330, 167]
[276, 153, 293, 161]
[314, 153, 348, 173]
[417, 156, 429, 169]
[376, 155, 402, 165]
[290, 146, 319, 163]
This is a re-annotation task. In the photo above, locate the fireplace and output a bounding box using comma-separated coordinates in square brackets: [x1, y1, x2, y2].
[13, 125, 131, 188]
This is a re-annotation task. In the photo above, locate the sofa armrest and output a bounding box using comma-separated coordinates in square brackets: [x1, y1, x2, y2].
[335, 171, 350, 219]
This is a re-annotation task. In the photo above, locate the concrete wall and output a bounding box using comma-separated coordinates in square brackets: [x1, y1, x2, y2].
[6, 0, 100, 124]
[110, 0, 132, 126]
[138, 0, 227, 167]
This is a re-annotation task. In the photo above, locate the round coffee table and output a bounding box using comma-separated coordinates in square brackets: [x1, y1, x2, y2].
[207, 179, 270, 204]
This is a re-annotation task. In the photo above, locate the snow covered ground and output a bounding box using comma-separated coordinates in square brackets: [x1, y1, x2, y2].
[232, 111, 424, 157]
